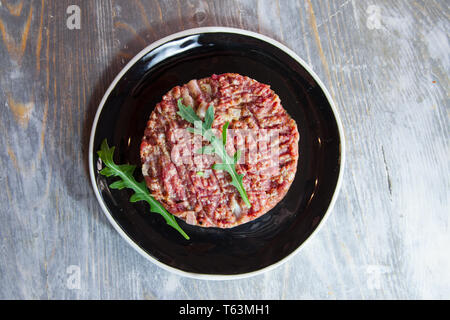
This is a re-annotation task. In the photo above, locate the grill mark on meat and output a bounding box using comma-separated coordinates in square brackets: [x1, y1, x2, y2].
[179, 82, 226, 222]
[210, 166, 230, 202]
[165, 113, 206, 216]
[164, 84, 231, 225]
[145, 105, 199, 213]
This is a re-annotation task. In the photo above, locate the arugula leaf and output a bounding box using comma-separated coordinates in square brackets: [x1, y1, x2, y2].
[196, 145, 215, 154]
[222, 121, 229, 145]
[234, 149, 242, 163]
[204, 105, 214, 130]
[177, 99, 201, 123]
[176, 99, 251, 208]
[97, 139, 190, 240]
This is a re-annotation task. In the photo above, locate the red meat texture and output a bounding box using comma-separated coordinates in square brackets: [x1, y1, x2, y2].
[140, 73, 299, 228]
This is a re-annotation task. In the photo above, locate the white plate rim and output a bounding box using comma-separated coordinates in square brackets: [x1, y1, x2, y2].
[88, 26, 346, 280]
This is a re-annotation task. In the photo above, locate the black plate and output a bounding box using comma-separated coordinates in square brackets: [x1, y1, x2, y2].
[89, 28, 344, 278]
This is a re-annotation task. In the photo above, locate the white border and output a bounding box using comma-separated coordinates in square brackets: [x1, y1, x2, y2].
[88, 27, 346, 280]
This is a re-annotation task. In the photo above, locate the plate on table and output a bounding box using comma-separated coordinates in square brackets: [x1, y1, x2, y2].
[89, 27, 345, 279]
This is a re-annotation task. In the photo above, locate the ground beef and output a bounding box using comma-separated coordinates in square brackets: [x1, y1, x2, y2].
[140, 73, 299, 228]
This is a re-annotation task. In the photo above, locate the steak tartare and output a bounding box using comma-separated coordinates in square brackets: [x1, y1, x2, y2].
[140, 73, 299, 228]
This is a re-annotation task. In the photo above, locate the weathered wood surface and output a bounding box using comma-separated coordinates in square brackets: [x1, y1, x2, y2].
[0, 0, 448, 299]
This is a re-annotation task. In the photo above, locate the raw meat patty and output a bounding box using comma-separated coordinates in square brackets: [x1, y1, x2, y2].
[140, 73, 299, 228]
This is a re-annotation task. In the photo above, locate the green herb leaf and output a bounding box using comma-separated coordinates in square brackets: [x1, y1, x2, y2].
[211, 163, 228, 171]
[222, 121, 229, 145]
[186, 127, 196, 134]
[196, 145, 215, 154]
[97, 139, 190, 240]
[176, 99, 201, 124]
[177, 100, 251, 208]
[234, 150, 241, 164]
[204, 105, 214, 130]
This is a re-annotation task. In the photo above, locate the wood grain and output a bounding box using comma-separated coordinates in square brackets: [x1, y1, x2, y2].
[0, 0, 448, 299]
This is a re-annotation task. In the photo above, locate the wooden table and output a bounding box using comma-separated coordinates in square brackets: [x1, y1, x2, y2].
[1, 0, 448, 299]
